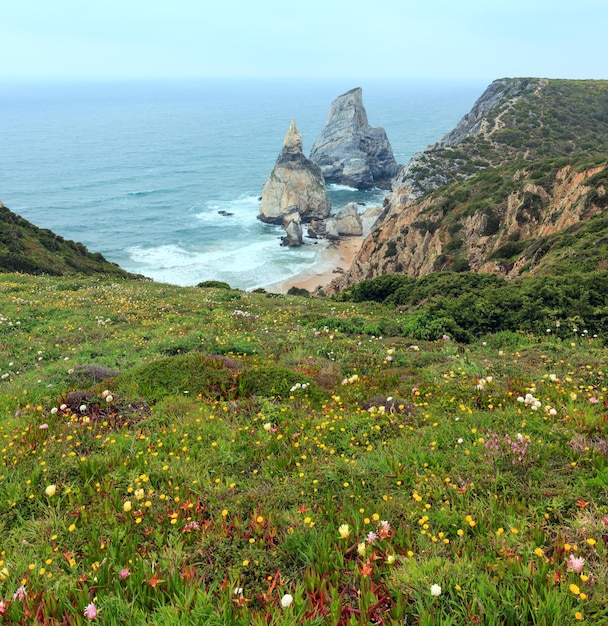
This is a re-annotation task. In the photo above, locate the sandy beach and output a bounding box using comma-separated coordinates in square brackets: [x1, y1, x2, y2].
[264, 236, 363, 294]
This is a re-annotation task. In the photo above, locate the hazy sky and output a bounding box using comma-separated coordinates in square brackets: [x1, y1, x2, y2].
[2, 0, 606, 81]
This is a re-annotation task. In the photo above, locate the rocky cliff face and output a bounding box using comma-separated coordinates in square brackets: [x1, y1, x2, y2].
[395, 78, 608, 202]
[259, 120, 330, 228]
[310, 88, 399, 190]
[328, 162, 608, 293]
[326, 78, 608, 293]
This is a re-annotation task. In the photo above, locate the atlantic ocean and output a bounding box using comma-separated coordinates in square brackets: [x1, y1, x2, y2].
[0, 79, 485, 289]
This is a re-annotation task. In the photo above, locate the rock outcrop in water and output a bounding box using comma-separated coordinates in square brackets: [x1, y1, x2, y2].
[259, 121, 330, 232]
[309, 88, 399, 190]
[310, 203, 363, 240]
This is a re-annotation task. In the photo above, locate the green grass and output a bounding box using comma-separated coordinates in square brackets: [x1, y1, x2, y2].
[0, 273, 607, 623]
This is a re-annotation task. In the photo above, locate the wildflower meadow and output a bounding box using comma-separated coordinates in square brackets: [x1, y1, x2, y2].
[0, 273, 606, 624]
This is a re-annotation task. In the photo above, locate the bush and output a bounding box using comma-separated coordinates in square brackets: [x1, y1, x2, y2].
[196, 280, 232, 289]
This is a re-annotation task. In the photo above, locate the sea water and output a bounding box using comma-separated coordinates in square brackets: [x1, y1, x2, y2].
[0, 78, 485, 289]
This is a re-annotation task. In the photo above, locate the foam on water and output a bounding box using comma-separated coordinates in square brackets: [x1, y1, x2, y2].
[125, 235, 324, 289]
[328, 183, 359, 192]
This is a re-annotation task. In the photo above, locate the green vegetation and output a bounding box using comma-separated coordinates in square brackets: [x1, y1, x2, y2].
[0, 273, 607, 623]
[403, 79, 608, 197]
[339, 271, 608, 342]
[0, 205, 137, 278]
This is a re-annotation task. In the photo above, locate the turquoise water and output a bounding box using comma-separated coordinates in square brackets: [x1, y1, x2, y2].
[0, 79, 485, 288]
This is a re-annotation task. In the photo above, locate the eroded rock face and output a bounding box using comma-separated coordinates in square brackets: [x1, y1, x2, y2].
[323, 203, 363, 239]
[281, 208, 303, 247]
[259, 120, 330, 224]
[310, 88, 399, 190]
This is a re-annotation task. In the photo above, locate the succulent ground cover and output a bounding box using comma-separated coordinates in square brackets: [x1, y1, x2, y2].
[0, 274, 606, 624]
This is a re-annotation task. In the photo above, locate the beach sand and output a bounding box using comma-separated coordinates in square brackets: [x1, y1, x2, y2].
[265, 236, 362, 294]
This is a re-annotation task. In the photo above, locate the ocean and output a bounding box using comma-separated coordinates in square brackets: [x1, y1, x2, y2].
[0, 78, 486, 289]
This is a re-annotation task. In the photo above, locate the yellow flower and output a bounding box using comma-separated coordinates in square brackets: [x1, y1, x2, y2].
[45, 484, 57, 497]
[457, 529, 464, 537]
[569, 583, 580, 595]
[534, 547, 544, 557]
[496, 528, 504, 536]
[579, 593, 587, 600]
[386, 554, 395, 564]
[575, 612, 583, 620]
[586, 538, 596, 546]
[68, 524, 76, 532]
[338, 524, 350, 539]
[123, 500, 132, 512]
[357, 543, 366, 556]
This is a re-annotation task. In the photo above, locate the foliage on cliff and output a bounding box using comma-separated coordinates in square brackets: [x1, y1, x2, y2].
[0, 203, 138, 278]
[399, 78, 608, 199]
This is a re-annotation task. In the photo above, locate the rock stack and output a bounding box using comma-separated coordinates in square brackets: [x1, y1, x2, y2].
[310, 88, 399, 190]
[259, 120, 330, 245]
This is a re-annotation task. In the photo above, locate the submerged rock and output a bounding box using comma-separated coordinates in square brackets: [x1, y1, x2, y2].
[310, 88, 399, 190]
[259, 120, 330, 225]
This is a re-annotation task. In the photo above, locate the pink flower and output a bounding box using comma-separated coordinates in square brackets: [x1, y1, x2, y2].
[566, 554, 585, 573]
[13, 585, 26, 601]
[378, 520, 391, 539]
[39, 423, 49, 430]
[366, 531, 378, 544]
[84, 602, 98, 620]
[589, 397, 599, 404]
[0, 600, 7, 616]
[118, 569, 130, 579]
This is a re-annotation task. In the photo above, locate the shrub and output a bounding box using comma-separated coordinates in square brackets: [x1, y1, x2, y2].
[196, 280, 232, 289]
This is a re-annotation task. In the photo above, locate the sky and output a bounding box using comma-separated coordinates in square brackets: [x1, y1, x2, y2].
[1, 0, 607, 81]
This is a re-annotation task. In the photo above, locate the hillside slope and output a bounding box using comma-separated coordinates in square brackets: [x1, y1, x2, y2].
[328, 79, 608, 292]
[0, 201, 138, 278]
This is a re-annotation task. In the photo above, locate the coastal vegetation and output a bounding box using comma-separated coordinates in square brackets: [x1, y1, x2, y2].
[0, 274, 607, 623]
[0, 204, 136, 279]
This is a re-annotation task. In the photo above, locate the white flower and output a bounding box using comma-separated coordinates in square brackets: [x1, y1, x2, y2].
[457, 438, 464, 444]
[430, 584, 442, 597]
[50, 407, 58, 415]
[338, 523, 350, 539]
[79, 404, 87, 412]
[45, 484, 57, 497]
[263, 422, 272, 431]
[549, 408, 557, 416]
[105, 395, 113, 403]
[280, 593, 293, 608]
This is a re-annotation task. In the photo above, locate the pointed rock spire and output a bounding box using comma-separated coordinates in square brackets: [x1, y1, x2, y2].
[310, 88, 399, 189]
[259, 120, 330, 229]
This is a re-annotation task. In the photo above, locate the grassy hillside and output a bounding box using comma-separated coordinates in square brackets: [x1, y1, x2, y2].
[0, 203, 137, 278]
[0, 274, 607, 623]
